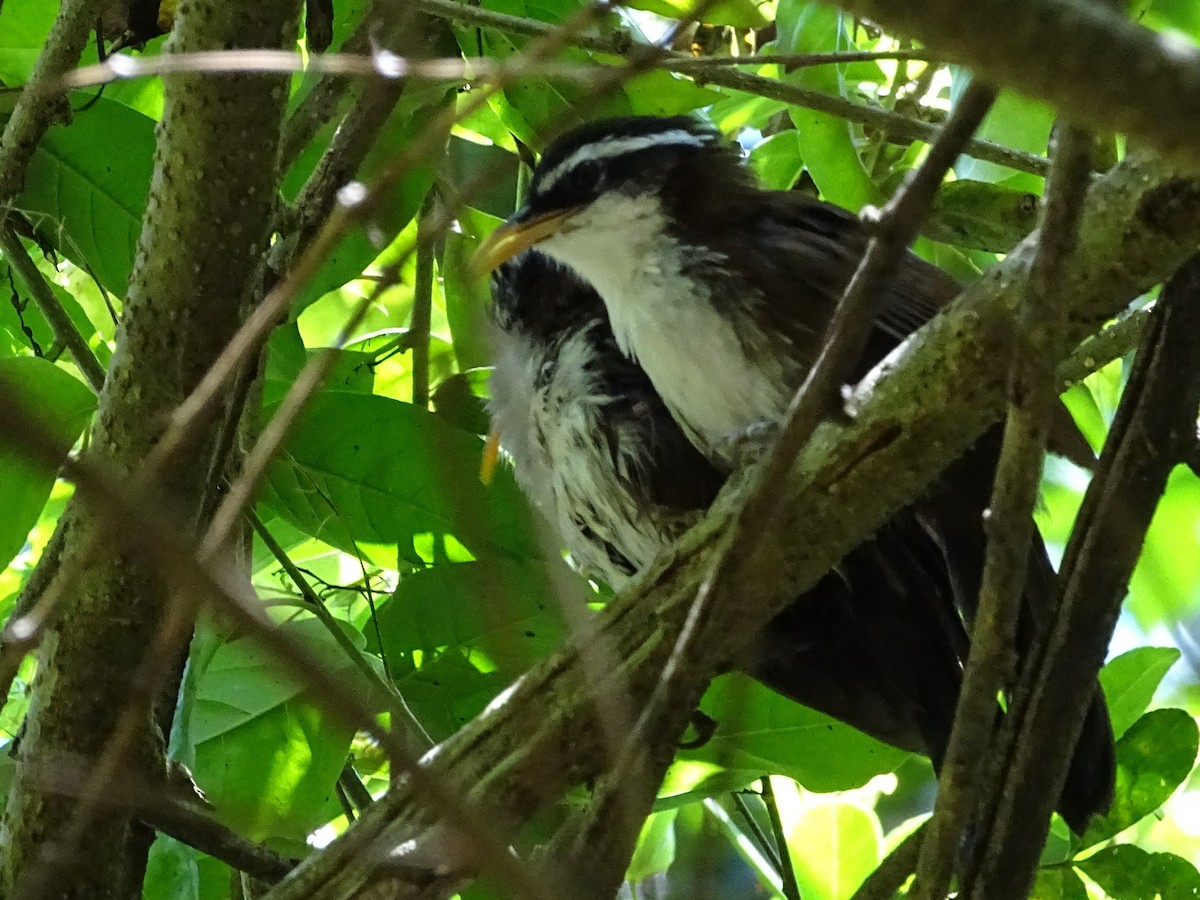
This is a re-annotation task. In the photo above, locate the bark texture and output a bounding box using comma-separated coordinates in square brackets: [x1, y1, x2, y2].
[0, 1, 301, 896]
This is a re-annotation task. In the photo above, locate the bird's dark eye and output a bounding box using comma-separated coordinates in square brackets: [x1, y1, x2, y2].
[572, 159, 605, 194]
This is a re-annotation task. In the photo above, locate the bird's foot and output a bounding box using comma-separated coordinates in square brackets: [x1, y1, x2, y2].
[714, 419, 779, 471]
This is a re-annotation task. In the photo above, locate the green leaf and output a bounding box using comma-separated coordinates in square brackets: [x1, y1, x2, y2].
[1080, 708, 1199, 847]
[280, 96, 441, 313]
[18, 97, 156, 296]
[623, 0, 767, 26]
[143, 836, 201, 900]
[1032, 866, 1089, 900]
[263, 323, 375, 407]
[775, 2, 882, 211]
[1076, 844, 1200, 900]
[370, 559, 573, 673]
[1099, 647, 1181, 738]
[1128, 468, 1200, 625]
[189, 617, 373, 842]
[0, 357, 94, 570]
[626, 810, 678, 882]
[0, 255, 110, 371]
[262, 391, 544, 562]
[394, 648, 511, 741]
[952, 86, 1051, 191]
[622, 71, 724, 117]
[444, 212, 501, 373]
[789, 801, 881, 900]
[683, 674, 910, 792]
[749, 130, 805, 191]
[0, 0, 72, 83]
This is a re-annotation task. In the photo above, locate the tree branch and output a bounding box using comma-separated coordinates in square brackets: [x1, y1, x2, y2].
[0, 225, 106, 393]
[833, 0, 1200, 171]
[913, 124, 1094, 899]
[0, 0, 304, 895]
[0, 0, 102, 207]
[968, 252, 1200, 898]
[261, 149, 1200, 900]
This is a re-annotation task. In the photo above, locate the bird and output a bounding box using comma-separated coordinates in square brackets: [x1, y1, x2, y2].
[490, 251, 988, 809]
[477, 115, 1115, 833]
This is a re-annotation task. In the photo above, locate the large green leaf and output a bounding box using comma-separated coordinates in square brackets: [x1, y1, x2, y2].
[775, 1, 882, 212]
[683, 674, 910, 792]
[1076, 844, 1200, 900]
[18, 97, 156, 296]
[370, 559, 573, 672]
[951, 84, 1052, 191]
[622, 0, 767, 26]
[0, 255, 109, 370]
[1080, 708, 1199, 848]
[189, 617, 376, 843]
[0, 0, 78, 83]
[262, 390, 544, 562]
[1099, 647, 1181, 739]
[1128, 468, 1200, 625]
[0, 357, 94, 571]
[789, 801, 882, 900]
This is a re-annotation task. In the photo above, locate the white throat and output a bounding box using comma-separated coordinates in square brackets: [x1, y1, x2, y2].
[537, 192, 790, 452]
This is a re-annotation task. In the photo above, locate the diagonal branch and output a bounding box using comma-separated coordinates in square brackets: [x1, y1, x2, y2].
[261, 148, 1200, 900]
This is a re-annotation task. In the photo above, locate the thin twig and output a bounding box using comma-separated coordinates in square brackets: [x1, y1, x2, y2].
[247, 509, 433, 748]
[912, 123, 1094, 900]
[411, 190, 438, 408]
[730, 791, 782, 874]
[669, 49, 937, 69]
[0, 225, 106, 392]
[759, 778, 801, 900]
[140, 797, 298, 882]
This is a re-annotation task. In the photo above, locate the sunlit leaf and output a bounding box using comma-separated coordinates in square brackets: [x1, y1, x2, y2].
[0, 357, 94, 571]
[1076, 844, 1200, 900]
[749, 130, 804, 191]
[623, 0, 767, 26]
[684, 674, 910, 792]
[789, 801, 882, 900]
[1032, 866, 1089, 900]
[627, 810, 678, 882]
[369, 558, 575, 672]
[1080, 708, 1199, 847]
[775, 1, 882, 211]
[1099, 647, 1181, 738]
[189, 617, 376, 842]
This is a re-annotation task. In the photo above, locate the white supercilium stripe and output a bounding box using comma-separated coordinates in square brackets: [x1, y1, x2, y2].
[536, 129, 714, 194]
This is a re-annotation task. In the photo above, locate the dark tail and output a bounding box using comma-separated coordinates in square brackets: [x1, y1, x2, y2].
[921, 425, 1117, 833]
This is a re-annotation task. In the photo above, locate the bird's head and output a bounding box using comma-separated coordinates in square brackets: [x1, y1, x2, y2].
[474, 116, 749, 275]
